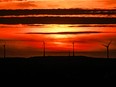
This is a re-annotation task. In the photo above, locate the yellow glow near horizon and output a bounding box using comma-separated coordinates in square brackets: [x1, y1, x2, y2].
[37, 25, 77, 40]
[39, 25, 77, 33]
[50, 34, 68, 39]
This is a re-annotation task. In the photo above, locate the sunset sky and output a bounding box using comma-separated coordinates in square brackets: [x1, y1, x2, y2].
[0, 24, 116, 58]
[0, 0, 116, 9]
[0, 0, 116, 58]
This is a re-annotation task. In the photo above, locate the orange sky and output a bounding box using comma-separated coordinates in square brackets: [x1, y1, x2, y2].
[0, 0, 116, 57]
[0, 24, 116, 57]
[0, 0, 115, 9]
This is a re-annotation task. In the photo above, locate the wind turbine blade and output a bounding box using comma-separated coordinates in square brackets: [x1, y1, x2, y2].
[108, 40, 112, 46]
[102, 44, 107, 47]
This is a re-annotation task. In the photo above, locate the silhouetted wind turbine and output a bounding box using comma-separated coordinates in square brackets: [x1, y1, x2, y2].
[102, 40, 112, 58]
[43, 41, 45, 56]
[3, 44, 6, 58]
[72, 42, 75, 56]
[72, 41, 79, 56]
[0, 40, 6, 58]
[68, 50, 70, 56]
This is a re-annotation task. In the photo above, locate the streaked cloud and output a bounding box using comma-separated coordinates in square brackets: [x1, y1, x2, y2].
[25, 31, 102, 34]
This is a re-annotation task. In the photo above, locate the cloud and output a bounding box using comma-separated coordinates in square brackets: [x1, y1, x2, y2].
[0, 1, 37, 9]
[69, 24, 116, 27]
[0, 0, 23, 2]
[16, 2, 37, 8]
[25, 31, 102, 34]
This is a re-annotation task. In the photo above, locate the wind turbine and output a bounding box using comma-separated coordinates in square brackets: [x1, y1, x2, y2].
[3, 43, 6, 58]
[72, 41, 79, 56]
[68, 50, 70, 56]
[72, 41, 75, 56]
[43, 41, 45, 56]
[102, 40, 112, 58]
[0, 40, 6, 58]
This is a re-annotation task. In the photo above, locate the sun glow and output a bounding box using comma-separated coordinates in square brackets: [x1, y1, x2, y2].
[40, 25, 77, 33]
[35, 25, 78, 40]
[50, 34, 68, 39]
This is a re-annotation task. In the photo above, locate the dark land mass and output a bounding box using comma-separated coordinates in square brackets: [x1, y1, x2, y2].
[0, 56, 116, 82]
[0, 17, 116, 24]
[0, 9, 116, 16]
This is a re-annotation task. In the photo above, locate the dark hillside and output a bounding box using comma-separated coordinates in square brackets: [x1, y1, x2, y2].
[0, 56, 116, 82]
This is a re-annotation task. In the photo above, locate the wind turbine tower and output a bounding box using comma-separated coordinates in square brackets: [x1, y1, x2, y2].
[43, 41, 45, 56]
[3, 44, 6, 58]
[1, 40, 6, 58]
[102, 40, 112, 58]
[72, 41, 75, 56]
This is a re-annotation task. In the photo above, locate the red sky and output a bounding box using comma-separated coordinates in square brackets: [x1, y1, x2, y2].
[0, 0, 115, 9]
[0, 0, 116, 57]
[0, 23, 116, 57]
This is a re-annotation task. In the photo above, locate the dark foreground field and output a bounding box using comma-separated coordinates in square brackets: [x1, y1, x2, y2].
[0, 56, 116, 87]
[0, 56, 116, 84]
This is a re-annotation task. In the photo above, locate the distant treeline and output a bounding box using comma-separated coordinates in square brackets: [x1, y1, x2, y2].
[0, 9, 116, 16]
[0, 17, 115, 24]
